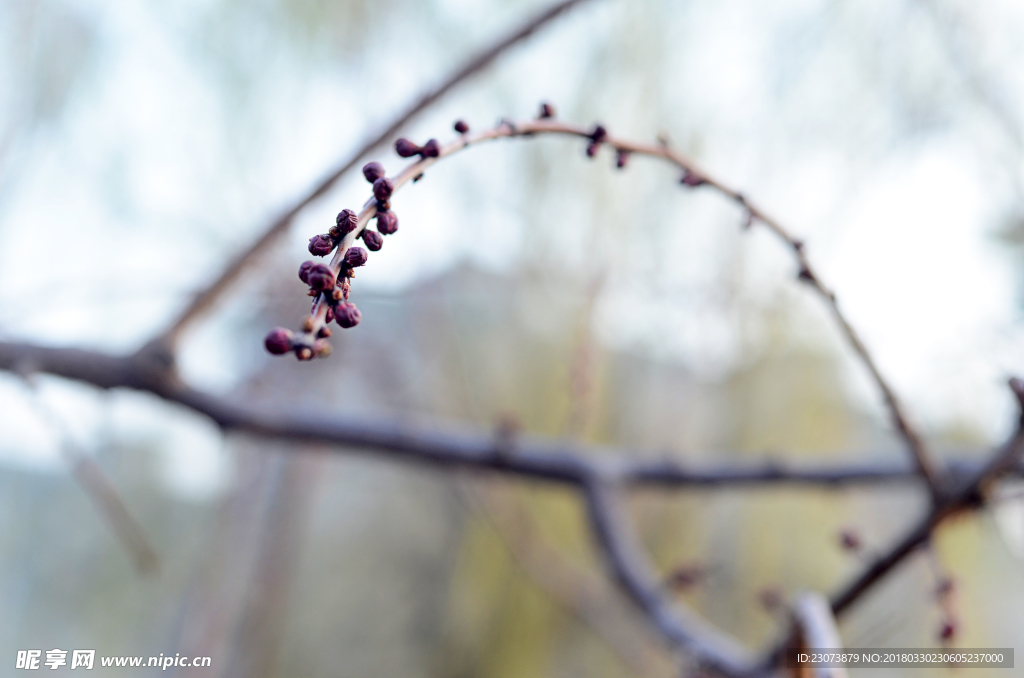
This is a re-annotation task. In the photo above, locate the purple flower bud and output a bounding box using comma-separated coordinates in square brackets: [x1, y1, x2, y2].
[298, 260, 315, 283]
[325, 306, 335, 324]
[344, 246, 368, 268]
[376, 209, 398, 235]
[615, 149, 629, 169]
[362, 162, 385, 183]
[333, 209, 359, 237]
[420, 138, 440, 158]
[538, 102, 555, 119]
[589, 125, 608, 142]
[586, 141, 600, 158]
[395, 138, 421, 158]
[454, 120, 469, 134]
[264, 327, 294, 355]
[334, 301, 361, 328]
[681, 171, 705, 187]
[308, 234, 335, 257]
[307, 263, 336, 291]
[373, 177, 394, 202]
[362, 229, 384, 251]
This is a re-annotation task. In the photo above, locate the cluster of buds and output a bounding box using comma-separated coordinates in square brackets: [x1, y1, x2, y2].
[265, 150, 412, 358]
[585, 124, 607, 158]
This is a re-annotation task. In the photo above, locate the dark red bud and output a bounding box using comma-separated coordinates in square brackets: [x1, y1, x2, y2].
[334, 209, 359, 236]
[362, 229, 384, 251]
[308, 234, 335, 257]
[373, 177, 394, 202]
[586, 141, 600, 158]
[590, 125, 607, 142]
[362, 162, 385, 183]
[839, 529, 861, 552]
[334, 301, 361, 328]
[317, 326, 332, 338]
[307, 263, 335, 292]
[539, 102, 555, 119]
[615, 149, 629, 169]
[395, 138, 421, 158]
[345, 246, 368, 267]
[454, 120, 469, 134]
[939, 620, 956, 641]
[420, 138, 440, 158]
[324, 306, 335, 324]
[298, 260, 315, 284]
[264, 327, 294, 355]
[376, 210, 398, 235]
[681, 171, 705, 187]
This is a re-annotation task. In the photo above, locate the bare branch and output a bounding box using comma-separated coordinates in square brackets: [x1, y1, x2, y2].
[757, 379, 1024, 674]
[581, 478, 754, 676]
[0, 341, 1011, 492]
[154, 0, 597, 351]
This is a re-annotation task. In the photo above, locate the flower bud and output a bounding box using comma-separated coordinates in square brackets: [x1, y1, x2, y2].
[589, 125, 608, 142]
[324, 306, 335, 324]
[373, 176, 394, 202]
[345, 246, 368, 267]
[333, 209, 359, 236]
[263, 327, 294, 355]
[376, 209, 398, 235]
[939, 620, 956, 641]
[307, 263, 336, 291]
[334, 301, 361, 328]
[454, 120, 469, 134]
[538, 102, 555, 119]
[317, 326, 332, 338]
[681, 171, 705, 187]
[362, 229, 384, 251]
[420, 138, 440, 158]
[615, 149, 629, 169]
[839, 529, 861, 552]
[313, 338, 332, 358]
[586, 141, 600, 158]
[296, 347, 313, 361]
[395, 138, 421, 158]
[298, 260, 315, 283]
[362, 162, 385, 183]
[308, 234, 335, 257]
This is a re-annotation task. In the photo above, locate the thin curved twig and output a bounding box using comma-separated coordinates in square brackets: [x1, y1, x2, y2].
[290, 115, 942, 493]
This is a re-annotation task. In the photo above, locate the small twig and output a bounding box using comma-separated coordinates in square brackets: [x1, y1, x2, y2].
[153, 0, 597, 353]
[19, 375, 158, 574]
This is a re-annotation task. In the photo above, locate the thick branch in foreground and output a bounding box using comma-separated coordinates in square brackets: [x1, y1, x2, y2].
[0, 341, 1009, 490]
[154, 0, 596, 350]
[793, 592, 848, 678]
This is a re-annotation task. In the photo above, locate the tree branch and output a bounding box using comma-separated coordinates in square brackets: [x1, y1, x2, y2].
[285, 115, 943, 495]
[582, 478, 754, 676]
[153, 0, 597, 352]
[0, 340, 1010, 491]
